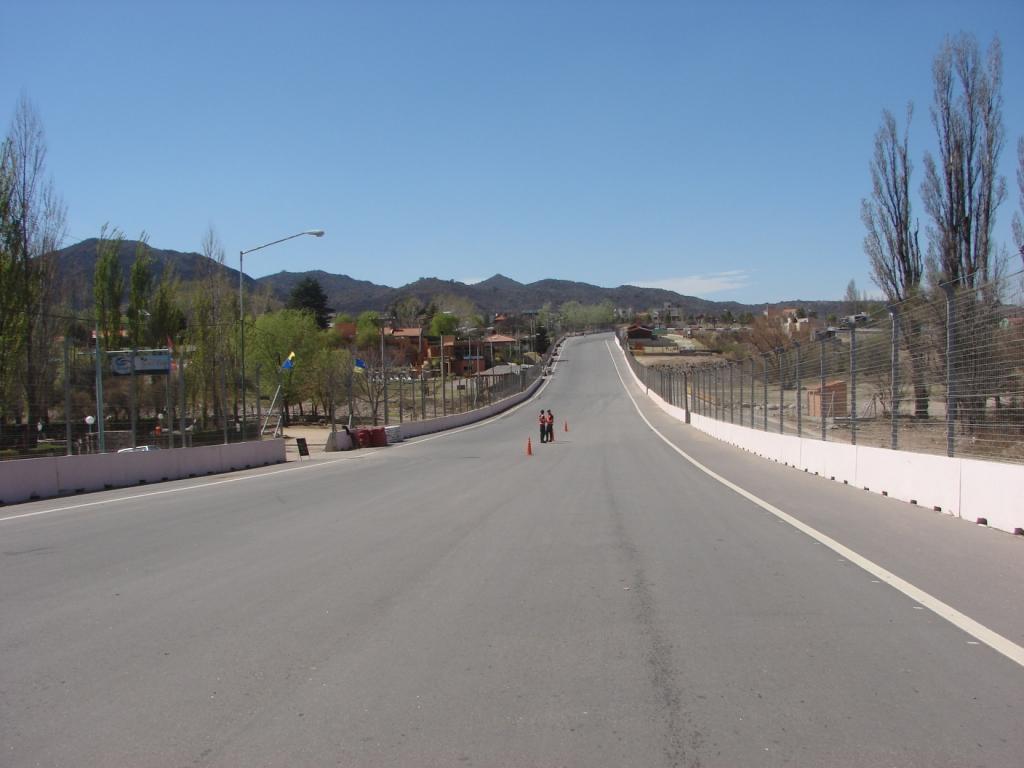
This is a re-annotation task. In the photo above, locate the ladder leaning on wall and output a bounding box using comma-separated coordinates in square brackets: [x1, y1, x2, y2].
[261, 383, 285, 438]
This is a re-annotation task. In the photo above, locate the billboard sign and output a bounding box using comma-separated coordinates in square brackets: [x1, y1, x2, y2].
[110, 352, 172, 376]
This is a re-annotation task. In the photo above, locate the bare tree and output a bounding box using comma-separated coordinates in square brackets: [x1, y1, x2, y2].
[862, 106, 929, 416]
[1014, 136, 1023, 268]
[863, 106, 922, 302]
[920, 35, 1008, 433]
[921, 34, 1006, 286]
[5, 95, 67, 443]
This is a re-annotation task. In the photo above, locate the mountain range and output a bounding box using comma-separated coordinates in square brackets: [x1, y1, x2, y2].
[50, 239, 845, 319]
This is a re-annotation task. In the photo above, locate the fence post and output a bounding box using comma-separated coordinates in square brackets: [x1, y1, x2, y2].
[165, 356, 173, 448]
[762, 352, 769, 431]
[713, 366, 719, 420]
[706, 367, 711, 417]
[95, 333, 106, 453]
[729, 362, 734, 423]
[256, 365, 262, 439]
[889, 306, 899, 450]
[850, 324, 857, 446]
[794, 342, 801, 437]
[718, 364, 724, 421]
[820, 337, 827, 442]
[683, 370, 690, 420]
[941, 282, 956, 457]
[178, 351, 186, 445]
[64, 336, 73, 455]
[749, 357, 755, 428]
[777, 347, 784, 435]
[222, 365, 229, 445]
[701, 368, 707, 416]
[696, 368, 702, 415]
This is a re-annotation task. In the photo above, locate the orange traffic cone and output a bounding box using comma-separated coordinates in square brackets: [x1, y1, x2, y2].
[527, 437, 533, 456]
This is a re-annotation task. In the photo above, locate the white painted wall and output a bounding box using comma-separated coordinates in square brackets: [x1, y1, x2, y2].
[622, 349, 1023, 536]
[0, 440, 286, 506]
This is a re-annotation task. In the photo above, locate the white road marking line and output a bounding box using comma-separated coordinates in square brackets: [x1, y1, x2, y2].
[0, 345, 569, 524]
[605, 339, 1024, 670]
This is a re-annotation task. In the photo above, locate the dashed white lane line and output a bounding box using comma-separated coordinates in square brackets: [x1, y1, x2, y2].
[605, 339, 1024, 670]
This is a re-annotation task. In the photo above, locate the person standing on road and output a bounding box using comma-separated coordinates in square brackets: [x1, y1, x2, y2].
[545, 409, 555, 443]
[539, 410, 548, 444]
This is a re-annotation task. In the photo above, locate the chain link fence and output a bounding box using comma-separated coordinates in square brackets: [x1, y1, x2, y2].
[621, 268, 1024, 465]
[0, 331, 555, 460]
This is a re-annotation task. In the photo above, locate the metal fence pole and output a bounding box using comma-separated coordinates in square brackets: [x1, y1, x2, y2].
[64, 336, 73, 455]
[794, 342, 802, 437]
[729, 362, 734, 423]
[130, 346, 137, 449]
[777, 347, 784, 435]
[942, 282, 956, 457]
[95, 333, 106, 453]
[749, 358, 755, 428]
[762, 353, 769, 431]
[178, 352, 186, 446]
[820, 337, 827, 442]
[714, 366, 720, 420]
[850, 324, 857, 446]
[889, 307, 899, 450]
[222, 365, 229, 444]
[697, 368, 703, 415]
[255, 365, 262, 439]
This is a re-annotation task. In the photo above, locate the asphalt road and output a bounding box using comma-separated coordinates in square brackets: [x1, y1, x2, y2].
[2, 333, 1021, 767]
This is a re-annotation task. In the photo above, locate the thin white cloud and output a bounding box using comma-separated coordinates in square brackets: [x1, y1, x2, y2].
[635, 270, 750, 296]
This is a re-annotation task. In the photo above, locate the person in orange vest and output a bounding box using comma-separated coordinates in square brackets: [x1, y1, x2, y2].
[545, 409, 555, 443]
[539, 410, 548, 444]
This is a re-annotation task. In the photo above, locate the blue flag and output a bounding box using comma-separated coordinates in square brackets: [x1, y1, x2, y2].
[282, 351, 296, 370]
[354, 358, 367, 372]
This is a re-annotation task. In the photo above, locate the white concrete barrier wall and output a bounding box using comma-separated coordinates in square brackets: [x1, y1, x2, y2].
[398, 377, 544, 440]
[620, 344, 1023, 535]
[0, 439, 286, 506]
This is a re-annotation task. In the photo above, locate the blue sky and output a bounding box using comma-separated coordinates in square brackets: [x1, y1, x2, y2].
[3, 0, 1022, 304]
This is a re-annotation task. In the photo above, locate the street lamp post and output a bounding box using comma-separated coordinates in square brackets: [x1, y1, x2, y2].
[239, 230, 324, 440]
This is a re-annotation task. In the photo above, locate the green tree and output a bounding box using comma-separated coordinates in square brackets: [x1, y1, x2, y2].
[127, 234, 153, 348]
[308, 343, 352, 421]
[428, 311, 458, 338]
[356, 310, 382, 349]
[248, 310, 321, 425]
[0, 138, 24, 425]
[149, 266, 186, 348]
[185, 227, 237, 429]
[94, 224, 125, 349]
[286, 276, 331, 329]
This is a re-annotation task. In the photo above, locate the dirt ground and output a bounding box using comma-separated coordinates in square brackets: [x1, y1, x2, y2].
[277, 425, 338, 460]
